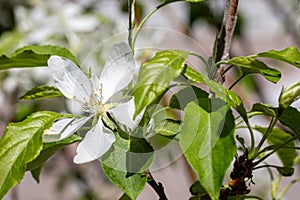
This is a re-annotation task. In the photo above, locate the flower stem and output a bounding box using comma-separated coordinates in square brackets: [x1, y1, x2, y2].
[251, 117, 278, 159]
[253, 135, 298, 166]
[278, 177, 300, 200]
[245, 120, 255, 155]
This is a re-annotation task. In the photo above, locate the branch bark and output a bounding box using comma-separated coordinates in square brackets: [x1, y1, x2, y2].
[146, 171, 168, 200]
[214, 0, 239, 82]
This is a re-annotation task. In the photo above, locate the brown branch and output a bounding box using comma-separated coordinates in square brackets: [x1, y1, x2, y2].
[146, 171, 168, 200]
[214, 0, 239, 82]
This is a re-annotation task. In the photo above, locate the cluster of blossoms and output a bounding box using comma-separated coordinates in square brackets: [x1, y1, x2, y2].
[44, 42, 142, 164]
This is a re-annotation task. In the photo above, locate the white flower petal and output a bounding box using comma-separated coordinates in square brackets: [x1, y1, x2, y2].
[48, 56, 92, 103]
[109, 97, 143, 130]
[73, 120, 116, 164]
[100, 42, 135, 102]
[43, 117, 90, 142]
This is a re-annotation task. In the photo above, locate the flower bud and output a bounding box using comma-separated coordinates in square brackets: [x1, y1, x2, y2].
[279, 82, 300, 109]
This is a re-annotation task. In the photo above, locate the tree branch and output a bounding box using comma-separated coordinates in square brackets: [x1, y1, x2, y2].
[146, 171, 168, 200]
[214, 0, 239, 82]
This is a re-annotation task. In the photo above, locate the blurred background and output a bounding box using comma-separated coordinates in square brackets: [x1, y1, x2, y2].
[1, 0, 300, 199]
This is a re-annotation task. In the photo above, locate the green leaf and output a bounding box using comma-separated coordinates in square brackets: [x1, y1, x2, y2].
[255, 127, 296, 167]
[184, 66, 248, 121]
[134, 50, 189, 117]
[0, 45, 79, 70]
[26, 134, 81, 182]
[30, 165, 43, 183]
[102, 165, 146, 200]
[183, 66, 206, 83]
[179, 101, 236, 200]
[189, 180, 209, 200]
[20, 85, 63, 100]
[149, 104, 177, 123]
[0, 111, 62, 199]
[102, 132, 153, 199]
[257, 46, 300, 69]
[119, 193, 132, 200]
[154, 119, 180, 136]
[251, 103, 276, 117]
[294, 155, 300, 165]
[226, 56, 281, 83]
[236, 135, 246, 149]
[127, 136, 154, 173]
[276, 166, 294, 176]
[0, 32, 23, 55]
[278, 107, 300, 139]
[189, 181, 208, 196]
[279, 82, 300, 109]
[169, 85, 208, 109]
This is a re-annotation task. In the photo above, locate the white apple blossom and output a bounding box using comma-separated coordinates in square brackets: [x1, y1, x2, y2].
[44, 42, 141, 164]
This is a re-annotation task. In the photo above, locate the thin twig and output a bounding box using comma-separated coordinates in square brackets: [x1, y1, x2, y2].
[146, 171, 168, 200]
[214, 0, 239, 82]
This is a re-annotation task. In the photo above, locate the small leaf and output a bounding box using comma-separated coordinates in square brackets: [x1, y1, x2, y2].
[0, 45, 79, 70]
[0, 32, 23, 55]
[189, 181, 208, 196]
[236, 135, 245, 148]
[226, 56, 281, 83]
[184, 66, 248, 121]
[102, 132, 153, 199]
[20, 85, 63, 100]
[278, 107, 300, 139]
[127, 136, 154, 173]
[102, 165, 146, 200]
[179, 101, 236, 200]
[293, 155, 300, 165]
[169, 85, 208, 109]
[228, 196, 246, 200]
[154, 119, 180, 136]
[255, 127, 296, 167]
[30, 165, 43, 183]
[27, 134, 81, 182]
[257, 46, 300, 69]
[183, 66, 206, 83]
[119, 193, 132, 200]
[149, 104, 176, 123]
[251, 103, 276, 117]
[276, 166, 294, 176]
[134, 50, 189, 117]
[279, 82, 300, 109]
[0, 111, 62, 199]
